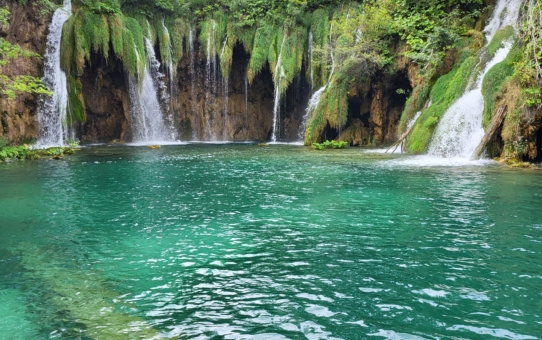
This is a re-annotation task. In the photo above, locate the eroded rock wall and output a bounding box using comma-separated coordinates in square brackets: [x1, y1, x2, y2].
[0, 0, 53, 144]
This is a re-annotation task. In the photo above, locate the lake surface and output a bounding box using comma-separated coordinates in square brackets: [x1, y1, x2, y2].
[1, 144, 541, 339]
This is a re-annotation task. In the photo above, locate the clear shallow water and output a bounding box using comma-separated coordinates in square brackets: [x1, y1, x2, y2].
[1, 145, 541, 339]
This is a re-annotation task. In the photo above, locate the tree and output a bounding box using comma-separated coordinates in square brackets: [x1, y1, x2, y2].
[0, 7, 51, 99]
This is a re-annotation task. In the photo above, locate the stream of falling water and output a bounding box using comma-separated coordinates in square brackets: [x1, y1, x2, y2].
[189, 24, 199, 140]
[221, 35, 229, 140]
[271, 35, 286, 142]
[161, 19, 178, 116]
[427, 0, 523, 160]
[205, 21, 217, 140]
[128, 39, 175, 143]
[297, 24, 335, 142]
[36, 0, 72, 147]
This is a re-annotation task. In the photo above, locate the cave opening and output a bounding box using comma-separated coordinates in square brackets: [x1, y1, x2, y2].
[535, 126, 542, 163]
[80, 51, 128, 143]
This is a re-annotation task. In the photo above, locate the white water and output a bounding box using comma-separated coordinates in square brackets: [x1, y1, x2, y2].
[128, 39, 175, 143]
[484, 0, 523, 42]
[189, 24, 199, 140]
[297, 24, 335, 142]
[37, 0, 72, 148]
[220, 35, 229, 139]
[271, 35, 286, 142]
[205, 21, 218, 140]
[426, 0, 521, 160]
[408, 111, 423, 130]
[308, 31, 314, 90]
[161, 19, 175, 78]
[298, 86, 325, 140]
[244, 78, 249, 139]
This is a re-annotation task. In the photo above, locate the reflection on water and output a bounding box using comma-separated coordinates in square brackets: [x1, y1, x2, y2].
[0, 145, 541, 339]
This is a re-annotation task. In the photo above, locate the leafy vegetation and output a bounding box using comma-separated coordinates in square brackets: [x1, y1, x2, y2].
[0, 144, 76, 161]
[312, 139, 348, 150]
[0, 7, 52, 99]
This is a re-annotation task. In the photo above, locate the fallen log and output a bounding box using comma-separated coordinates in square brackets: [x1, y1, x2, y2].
[470, 105, 507, 160]
[386, 123, 416, 154]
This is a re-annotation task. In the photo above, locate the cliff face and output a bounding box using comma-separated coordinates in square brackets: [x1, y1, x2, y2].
[0, 0, 52, 144]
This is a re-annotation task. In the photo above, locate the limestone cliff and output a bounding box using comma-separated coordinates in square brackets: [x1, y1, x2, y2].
[0, 0, 53, 144]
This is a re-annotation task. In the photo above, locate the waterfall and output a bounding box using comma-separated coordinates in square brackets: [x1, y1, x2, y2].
[271, 36, 286, 142]
[36, 0, 72, 148]
[298, 86, 326, 140]
[189, 24, 199, 140]
[205, 21, 217, 140]
[161, 18, 178, 117]
[427, 0, 522, 159]
[161, 19, 175, 79]
[308, 31, 314, 90]
[220, 35, 229, 140]
[244, 77, 249, 139]
[297, 24, 335, 142]
[128, 39, 175, 143]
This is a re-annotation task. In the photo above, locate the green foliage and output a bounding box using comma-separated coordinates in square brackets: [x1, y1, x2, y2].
[67, 76, 86, 123]
[398, 78, 432, 134]
[0, 145, 39, 161]
[16, 0, 57, 17]
[247, 22, 277, 82]
[304, 79, 348, 144]
[312, 140, 348, 150]
[169, 17, 190, 65]
[481, 42, 522, 127]
[390, 0, 482, 72]
[0, 144, 79, 161]
[0, 7, 52, 99]
[406, 52, 478, 153]
[61, 8, 145, 77]
[0, 136, 8, 148]
[308, 8, 330, 87]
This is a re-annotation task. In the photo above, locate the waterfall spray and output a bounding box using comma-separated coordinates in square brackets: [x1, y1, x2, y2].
[128, 39, 176, 143]
[271, 35, 286, 142]
[37, 0, 72, 147]
[427, 0, 522, 159]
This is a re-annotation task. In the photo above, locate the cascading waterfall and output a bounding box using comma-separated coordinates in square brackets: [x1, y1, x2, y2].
[308, 31, 314, 91]
[36, 0, 72, 147]
[189, 24, 199, 140]
[271, 36, 286, 142]
[128, 39, 175, 143]
[298, 24, 335, 142]
[427, 0, 523, 159]
[220, 35, 229, 140]
[161, 18, 178, 116]
[205, 21, 218, 140]
[298, 86, 326, 140]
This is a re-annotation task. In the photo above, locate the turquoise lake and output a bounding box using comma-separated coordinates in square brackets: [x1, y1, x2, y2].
[0, 144, 541, 339]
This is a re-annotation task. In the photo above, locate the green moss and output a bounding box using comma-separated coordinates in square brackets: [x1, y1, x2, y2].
[406, 53, 478, 153]
[397, 78, 431, 134]
[304, 80, 348, 144]
[219, 23, 236, 79]
[487, 26, 515, 57]
[67, 76, 86, 123]
[481, 41, 522, 127]
[169, 18, 190, 65]
[247, 23, 276, 83]
[60, 16, 75, 74]
[108, 13, 124, 62]
[309, 8, 330, 87]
